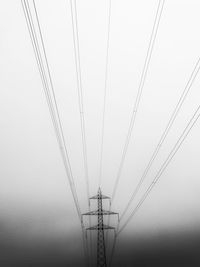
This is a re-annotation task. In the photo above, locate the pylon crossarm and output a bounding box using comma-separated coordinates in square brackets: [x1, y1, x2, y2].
[101, 224, 115, 230]
[83, 210, 99, 216]
[86, 224, 115, 231]
[101, 209, 118, 216]
[90, 194, 110, 200]
[83, 209, 118, 216]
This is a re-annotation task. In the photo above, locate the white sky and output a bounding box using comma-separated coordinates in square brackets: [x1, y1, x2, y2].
[1, 0, 200, 263]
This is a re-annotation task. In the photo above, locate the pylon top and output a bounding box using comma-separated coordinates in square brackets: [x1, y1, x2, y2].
[89, 187, 110, 200]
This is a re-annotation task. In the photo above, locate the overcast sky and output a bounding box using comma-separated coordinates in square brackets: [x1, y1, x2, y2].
[1, 1, 200, 266]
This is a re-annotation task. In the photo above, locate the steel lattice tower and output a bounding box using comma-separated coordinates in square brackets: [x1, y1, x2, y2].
[83, 188, 118, 267]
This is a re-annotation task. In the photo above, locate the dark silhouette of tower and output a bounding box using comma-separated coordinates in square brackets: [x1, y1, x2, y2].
[83, 188, 118, 267]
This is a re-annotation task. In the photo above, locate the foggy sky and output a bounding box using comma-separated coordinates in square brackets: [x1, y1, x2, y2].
[1, 0, 200, 266]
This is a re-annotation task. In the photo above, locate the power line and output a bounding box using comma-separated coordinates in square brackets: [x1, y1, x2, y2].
[107, 0, 165, 254]
[111, 0, 165, 203]
[21, 0, 61, 154]
[24, 0, 81, 220]
[21, 1, 88, 265]
[118, 103, 200, 235]
[69, 0, 92, 265]
[109, 102, 200, 266]
[69, 0, 90, 202]
[119, 56, 200, 222]
[98, 0, 112, 188]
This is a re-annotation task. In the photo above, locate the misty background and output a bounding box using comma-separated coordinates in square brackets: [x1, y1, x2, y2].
[1, 0, 200, 266]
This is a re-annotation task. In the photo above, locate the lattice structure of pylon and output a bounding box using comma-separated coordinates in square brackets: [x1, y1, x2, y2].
[82, 188, 118, 267]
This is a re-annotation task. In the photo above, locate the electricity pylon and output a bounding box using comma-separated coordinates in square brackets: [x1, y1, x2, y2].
[82, 188, 118, 267]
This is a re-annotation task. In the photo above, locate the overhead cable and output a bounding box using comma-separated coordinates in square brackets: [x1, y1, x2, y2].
[110, 101, 200, 266]
[107, 0, 165, 254]
[69, 0, 91, 265]
[111, 0, 165, 202]
[69, 0, 90, 202]
[118, 102, 200, 235]
[98, 0, 112, 188]
[120, 56, 200, 222]
[21, 1, 88, 265]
